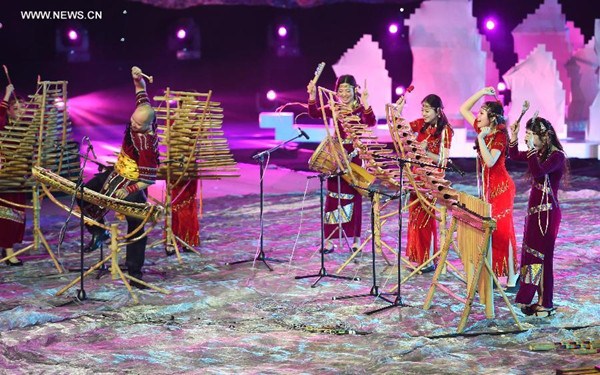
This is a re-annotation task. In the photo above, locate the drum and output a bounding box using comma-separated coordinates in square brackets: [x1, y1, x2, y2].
[308, 137, 346, 174]
[344, 162, 376, 197]
[308, 137, 375, 196]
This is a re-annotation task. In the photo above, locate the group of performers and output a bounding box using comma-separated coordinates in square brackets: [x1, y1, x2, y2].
[0, 67, 199, 289]
[306, 76, 566, 317]
[1, 68, 567, 315]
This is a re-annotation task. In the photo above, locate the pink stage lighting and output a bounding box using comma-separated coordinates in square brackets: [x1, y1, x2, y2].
[388, 24, 399, 34]
[395, 86, 405, 96]
[485, 19, 496, 30]
[68, 29, 79, 41]
[497, 82, 507, 91]
[266, 90, 277, 101]
[176, 28, 187, 39]
[277, 26, 288, 38]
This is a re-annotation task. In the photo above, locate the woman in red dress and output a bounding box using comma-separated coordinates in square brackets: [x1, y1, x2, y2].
[459, 87, 519, 290]
[396, 94, 453, 271]
[0, 84, 26, 266]
[307, 75, 376, 253]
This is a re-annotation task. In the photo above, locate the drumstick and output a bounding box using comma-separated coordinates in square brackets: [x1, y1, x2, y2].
[310, 62, 325, 86]
[140, 72, 153, 84]
[2, 65, 19, 102]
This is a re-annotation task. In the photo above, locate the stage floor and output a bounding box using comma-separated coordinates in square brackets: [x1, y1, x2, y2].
[1, 159, 600, 373]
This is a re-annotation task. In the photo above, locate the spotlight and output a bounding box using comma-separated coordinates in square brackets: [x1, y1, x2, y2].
[497, 82, 507, 91]
[266, 90, 277, 101]
[277, 26, 287, 38]
[395, 86, 405, 96]
[168, 18, 201, 60]
[388, 24, 399, 34]
[55, 23, 90, 62]
[485, 19, 496, 30]
[67, 29, 78, 41]
[269, 17, 299, 57]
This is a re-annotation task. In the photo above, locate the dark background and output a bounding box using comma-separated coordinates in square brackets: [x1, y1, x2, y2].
[0, 0, 597, 121]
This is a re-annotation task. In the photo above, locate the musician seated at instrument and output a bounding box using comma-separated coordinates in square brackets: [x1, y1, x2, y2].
[0, 83, 27, 266]
[80, 66, 159, 289]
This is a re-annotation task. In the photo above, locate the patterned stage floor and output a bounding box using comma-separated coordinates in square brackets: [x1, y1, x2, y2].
[1, 164, 599, 374]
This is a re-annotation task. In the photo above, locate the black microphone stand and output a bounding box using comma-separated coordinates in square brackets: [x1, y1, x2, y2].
[295, 171, 360, 287]
[332, 184, 398, 310]
[226, 133, 305, 270]
[365, 155, 453, 315]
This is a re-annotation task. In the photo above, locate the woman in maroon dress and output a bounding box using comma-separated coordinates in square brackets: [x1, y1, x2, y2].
[459, 87, 519, 290]
[396, 94, 453, 271]
[509, 116, 566, 316]
[0, 84, 26, 266]
[307, 75, 376, 253]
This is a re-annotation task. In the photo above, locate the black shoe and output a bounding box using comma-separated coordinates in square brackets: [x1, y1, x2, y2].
[84, 230, 110, 253]
[165, 246, 176, 257]
[130, 280, 149, 290]
[2, 249, 24, 266]
[520, 304, 535, 316]
[420, 264, 436, 273]
[319, 244, 335, 254]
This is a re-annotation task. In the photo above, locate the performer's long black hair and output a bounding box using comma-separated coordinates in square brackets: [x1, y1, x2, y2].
[421, 94, 453, 138]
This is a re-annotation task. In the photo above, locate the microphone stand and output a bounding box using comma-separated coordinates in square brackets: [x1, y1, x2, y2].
[295, 171, 360, 287]
[332, 184, 398, 311]
[365, 154, 453, 315]
[58, 144, 108, 281]
[226, 133, 305, 270]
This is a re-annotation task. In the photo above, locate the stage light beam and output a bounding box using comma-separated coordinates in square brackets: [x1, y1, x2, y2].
[266, 90, 277, 101]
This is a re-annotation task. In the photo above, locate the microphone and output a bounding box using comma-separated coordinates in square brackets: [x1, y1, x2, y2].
[83, 136, 97, 160]
[447, 159, 465, 176]
[297, 127, 310, 140]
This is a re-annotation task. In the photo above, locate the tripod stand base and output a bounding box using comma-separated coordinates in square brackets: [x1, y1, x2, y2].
[295, 267, 360, 288]
[225, 250, 286, 272]
[364, 294, 410, 315]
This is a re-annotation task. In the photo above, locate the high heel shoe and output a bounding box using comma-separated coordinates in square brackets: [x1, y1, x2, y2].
[1, 249, 23, 266]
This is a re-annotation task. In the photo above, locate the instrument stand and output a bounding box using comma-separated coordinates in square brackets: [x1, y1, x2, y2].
[226, 133, 304, 270]
[57, 223, 170, 304]
[365, 159, 410, 315]
[423, 207, 523, 333]
[382, 155, 456, 292]
[331, 172, 354, 253]
[295, 172, 360, 287]
[332, 187, 398, 313]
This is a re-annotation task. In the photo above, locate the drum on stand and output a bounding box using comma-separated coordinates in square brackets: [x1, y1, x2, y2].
[308, 137, 375, 196]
